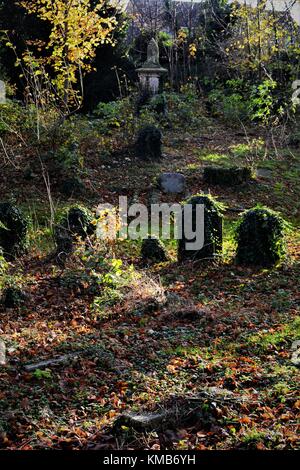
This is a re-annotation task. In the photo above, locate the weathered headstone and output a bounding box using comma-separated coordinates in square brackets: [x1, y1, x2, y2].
[203, 166, 253, 186]
[158, 172, 186, 194]
[136, 125, 162, 161]
[235, 207, 286, 266]
[0, 202, 28, 260]
[141, 236, 169, 263]
[178, 195, 223, 262]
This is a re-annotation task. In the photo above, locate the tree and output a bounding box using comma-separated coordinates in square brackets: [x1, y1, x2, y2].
[19, 0, 117, 111]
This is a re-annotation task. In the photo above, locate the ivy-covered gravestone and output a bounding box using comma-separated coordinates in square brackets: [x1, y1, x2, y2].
[57, 206, 94, 240]
[141, 236, 168, 263]
[235, 207, 286, 266]
[54, 206, 95, 265]
[0, 202, 28, 260]
[136, 125, 162, 161]
[178, 195, 223, 262]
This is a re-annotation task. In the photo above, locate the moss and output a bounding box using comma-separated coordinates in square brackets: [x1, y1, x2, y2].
[141, 236, 169, 263]
[203, 166, 253, 186]
[0, 202, 28, 260]
[235, 206, 286, 266]
[178, 194, 223, 262]
[136, 125, 162, 160]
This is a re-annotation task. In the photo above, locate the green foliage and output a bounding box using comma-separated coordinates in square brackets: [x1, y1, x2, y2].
[32, 369, 52, 380]
[235, 206, 286, 266]
[95, 98, 134, 135]
[248, 79, 279, 125]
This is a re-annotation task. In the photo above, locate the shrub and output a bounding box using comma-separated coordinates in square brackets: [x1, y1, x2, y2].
[0, 202, 28, 259]
[235, 206, 286, 266]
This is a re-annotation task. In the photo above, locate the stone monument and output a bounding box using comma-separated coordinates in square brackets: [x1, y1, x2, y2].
[137, 38, 167, 95]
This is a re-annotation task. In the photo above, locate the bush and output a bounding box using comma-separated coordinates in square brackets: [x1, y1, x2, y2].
[0, 202, 28, 259]
[235, 206, 286, 266]
[178, 194, 224, 262]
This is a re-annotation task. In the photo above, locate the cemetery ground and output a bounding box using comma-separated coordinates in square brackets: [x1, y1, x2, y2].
[0, 120, 299, 450]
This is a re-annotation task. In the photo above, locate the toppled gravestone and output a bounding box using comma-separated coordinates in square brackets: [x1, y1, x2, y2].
[157, 172, 186, 194]
[114, 387, 246, 434]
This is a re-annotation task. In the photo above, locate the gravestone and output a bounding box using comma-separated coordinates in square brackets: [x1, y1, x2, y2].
[203, 166, 253, 186]
[0, 202, 28, 260]
[158, 173, 186, 194]
[141, 236, 168, 263]
[235, 207, 286, 266]
[136, 125, 162, 160]
[178, 195, 223, 262]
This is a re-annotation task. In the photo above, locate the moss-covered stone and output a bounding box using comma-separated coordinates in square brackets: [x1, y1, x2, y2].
[136, 125, 162, 161]
[235, 207, 286, 266]
[203, 166, 253, 186]
[54, 206, 95, 264]
[178, 194, 223, 262]
[0, 202, 28, 260]
[57, 205, 94, 240]
[141, 236, 168, 263]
